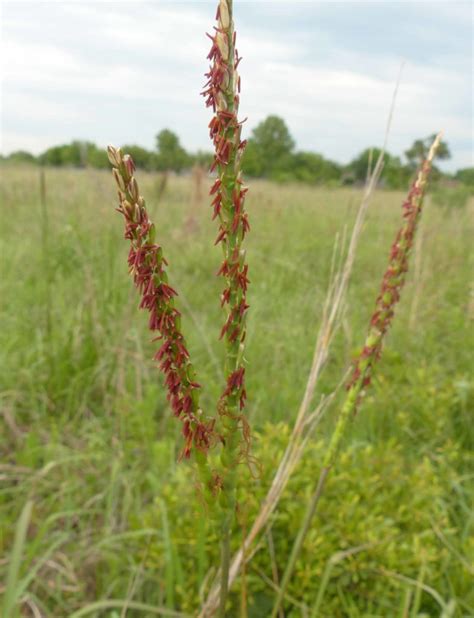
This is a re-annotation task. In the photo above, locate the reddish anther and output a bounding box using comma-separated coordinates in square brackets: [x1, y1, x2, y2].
[202, 1, 252, 467]
[108, 147, 215, 458]
[346, 157, 436, 393]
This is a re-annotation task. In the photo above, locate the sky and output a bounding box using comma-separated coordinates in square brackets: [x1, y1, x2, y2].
[1, 0, 472, 172]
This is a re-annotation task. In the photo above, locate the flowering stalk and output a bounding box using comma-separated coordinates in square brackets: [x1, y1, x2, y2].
[202, 0, 250, 613]
[271, 133, 442, 617]
[324, 133, 441, 468]
[107, 146, 216, 496]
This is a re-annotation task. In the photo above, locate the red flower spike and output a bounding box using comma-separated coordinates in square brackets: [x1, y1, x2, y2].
[346, 149, 440, 400]
[107, 145, 215, 458]
[202, 0, 253, 470]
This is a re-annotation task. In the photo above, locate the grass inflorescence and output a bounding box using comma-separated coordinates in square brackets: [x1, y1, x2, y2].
[1, 1, 473, 616]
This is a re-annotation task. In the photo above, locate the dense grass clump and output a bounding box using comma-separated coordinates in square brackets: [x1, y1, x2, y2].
[0, 166, 472, 615]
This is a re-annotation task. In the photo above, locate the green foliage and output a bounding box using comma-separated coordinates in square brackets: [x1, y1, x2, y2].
[242, 139, 263, 177]
[38, 140, 109, 169]
[455, 167, 474, 188]
[432, 185, 471, 210]
[287, 151, 341, 184]
[38, 143, 71, 166]
[0, 169, 472, 615]
[0, 128, 461, 190]
[155, 129, 190, 172]
[120, 144, 154, 170]
[3, 150, 37, 165]
[243, 117, 342, 184]
[3, 500, 33, 617]
[39, 141, 90, 167]
[128, 417, 471, 616]
[346, 148, 412, 189]
[191, 149, 214, 169]
[247, 115, 295, 177]
[347, 147, 386, 183]
[405, 134, 451, 169]
[86, 146, 109, 169]
[383, 156, 412, 190]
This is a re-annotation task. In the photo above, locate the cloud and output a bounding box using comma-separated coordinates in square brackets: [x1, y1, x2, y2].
[1, 1, 471, 170]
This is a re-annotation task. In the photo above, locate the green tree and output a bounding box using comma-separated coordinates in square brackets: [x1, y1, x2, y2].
[455, 167, 474, 188]
[155, 129, 190, 172]
[242, 140, 263, 177]
[405, 134, 450, 168]
[39, 141, 96, 167]
[347, 148, 386, 183]
[86, 145, 109, 169]
[347, 148, 410, 189]
[289, 152, 341, 185]
[191, 150, 214, 169]
[5, 151, 37, 165]
[248, 115, 295, 177]
[383, 156, 412, 190]
[121, 144, 154, 170]
[39, 145, 64, 166]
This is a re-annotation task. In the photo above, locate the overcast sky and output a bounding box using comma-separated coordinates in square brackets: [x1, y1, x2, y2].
[1, 1, 472, 171]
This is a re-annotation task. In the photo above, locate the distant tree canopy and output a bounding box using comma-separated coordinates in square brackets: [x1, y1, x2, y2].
[455, 167, 474, 187]
[38, 141, 109, 168]
[245, 115, 295, 177]
[405, 134, 451, 168]
[4, 150, 37, 164]
[289, 152, 341, 184]
[1, 120, 470, 191]
[243, 116, 342, 184]
[346, 148, 412, 189]
[155, 129, 190, 173]
[121, 144, 154, 170]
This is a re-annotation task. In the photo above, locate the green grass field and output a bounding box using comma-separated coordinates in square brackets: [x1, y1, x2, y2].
[1, 165, 473, 617]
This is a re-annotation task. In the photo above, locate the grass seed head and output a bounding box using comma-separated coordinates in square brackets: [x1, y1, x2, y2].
[347, 136, 442, 398]
[108, 149, 216, 459]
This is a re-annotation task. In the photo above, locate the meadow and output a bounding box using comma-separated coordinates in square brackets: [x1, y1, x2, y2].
[0, 165, 472, 616]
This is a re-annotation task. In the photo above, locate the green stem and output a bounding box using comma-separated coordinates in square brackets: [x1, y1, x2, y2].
[218, 515, 232, 617]
[311, 555, 337, 618]
[271, 351, 367, 616]
[271, 466, 330, 617]
[218, 417, 239, 617]
[39, 168, 53, 346]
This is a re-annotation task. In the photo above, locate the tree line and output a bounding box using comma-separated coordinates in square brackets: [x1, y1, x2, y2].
[1, 116, 472, 190]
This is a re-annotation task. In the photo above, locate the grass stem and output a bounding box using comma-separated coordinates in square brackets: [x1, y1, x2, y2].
[271, 133, 441, 617]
